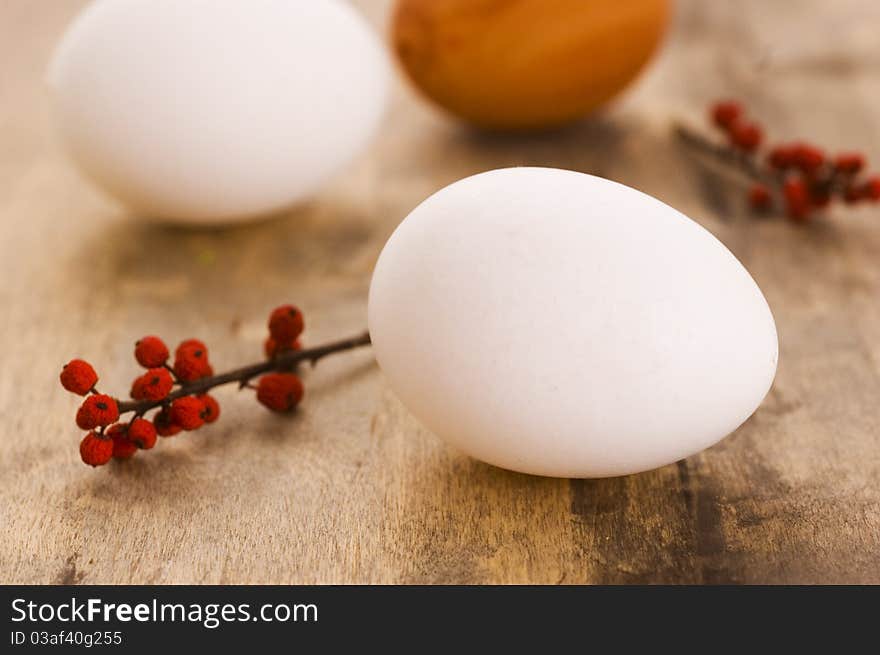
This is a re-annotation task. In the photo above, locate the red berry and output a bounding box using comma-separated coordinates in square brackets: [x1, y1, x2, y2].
[80, 432, 113, 467]
[112, 432, 137, 459]
[792, 143, 825, 173]
[863, 176, 880, 202]
[153, 408, 182, 437]
[256, 373, 304, 412]
[833, 152, 866, 175]
[75, 394, 119, 430]
[128, 418, 157, 449]
[176, 338, 207, 356]
[106, 422, 138, 457]
[173, 342, 212, 382]
[268, 305, 304, 343]
[198, 394, 220, 423]
[264, 336, 302, 359]
[748, 184, 773, 211]
[130, 368, 174, 401]
[134, 336, 169, 368]
[710, 100, 742, 130]
[105, 423, 126, 438]
[170, 396, 205, 430]
[176, 339, 207, 355]
[810, 189, 832, 209]
[729, 121, 763, 152]
[783, 177, 811, 222]
[843, 185, 863, 204]
[60, 359, 98, 396]
[767, 144, 796, 170]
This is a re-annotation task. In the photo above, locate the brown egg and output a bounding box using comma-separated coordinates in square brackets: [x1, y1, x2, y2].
[392, 0, 671, 130]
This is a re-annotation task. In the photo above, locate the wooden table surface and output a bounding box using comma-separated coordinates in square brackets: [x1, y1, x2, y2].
[2, 0, 879, 585]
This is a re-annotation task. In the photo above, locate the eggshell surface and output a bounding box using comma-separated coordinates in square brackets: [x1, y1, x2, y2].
[48, 0, 389, 223]
[368, 168, 778, 478]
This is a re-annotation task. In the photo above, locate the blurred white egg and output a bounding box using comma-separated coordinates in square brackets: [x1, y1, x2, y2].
[369, 168, 778, 478]
[48, 0, 389, 224]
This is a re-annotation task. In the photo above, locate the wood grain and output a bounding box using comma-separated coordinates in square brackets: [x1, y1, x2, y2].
[1, 0, 878, 584]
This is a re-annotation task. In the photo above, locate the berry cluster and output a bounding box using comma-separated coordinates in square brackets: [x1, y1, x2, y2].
[59, 305, 369, 468]
[62, 336, 225, 466]
[709, 100, 880, 222]
[257, 306, 305, 412]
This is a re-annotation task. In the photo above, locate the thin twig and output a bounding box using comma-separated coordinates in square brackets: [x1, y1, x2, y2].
[116, 331, 371, 416]
[673, 121, 780, 187]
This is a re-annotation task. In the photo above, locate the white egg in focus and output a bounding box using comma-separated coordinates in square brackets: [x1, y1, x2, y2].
[368, 168, 778, 478]
[48, 0, 389, 224]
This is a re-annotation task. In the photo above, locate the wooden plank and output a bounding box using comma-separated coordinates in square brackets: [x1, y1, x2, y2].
[0, 0, 878, 584]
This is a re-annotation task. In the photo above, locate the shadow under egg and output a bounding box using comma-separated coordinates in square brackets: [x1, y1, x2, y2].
[62, 196, 377, 325]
